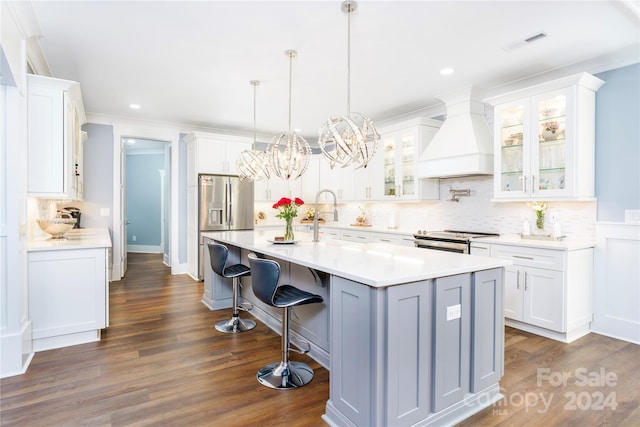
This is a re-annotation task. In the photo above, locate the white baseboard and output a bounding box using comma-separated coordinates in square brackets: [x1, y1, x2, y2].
[0, 321, 34, 378]
[127, 244, 162, 253]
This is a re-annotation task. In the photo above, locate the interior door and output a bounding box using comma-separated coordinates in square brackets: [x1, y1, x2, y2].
[120, 138, 128, 276]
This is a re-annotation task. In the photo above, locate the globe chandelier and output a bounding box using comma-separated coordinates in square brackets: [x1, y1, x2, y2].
[237, 80, 271, 181]
[267, 50, 311, 181]
[318, 0, 379, 170]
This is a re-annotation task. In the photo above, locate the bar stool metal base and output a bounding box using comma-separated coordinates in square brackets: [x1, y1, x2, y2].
[257, 361, 314, 390]
[215, 315, 256, 333]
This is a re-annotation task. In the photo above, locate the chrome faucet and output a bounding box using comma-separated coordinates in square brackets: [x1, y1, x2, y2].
[313, 189, 339, 242]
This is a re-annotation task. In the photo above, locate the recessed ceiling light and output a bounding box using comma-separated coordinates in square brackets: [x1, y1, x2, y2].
[440, 68, 454, 76]
[129, 104, 141, 109]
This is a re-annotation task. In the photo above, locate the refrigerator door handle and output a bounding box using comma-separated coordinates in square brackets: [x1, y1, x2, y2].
[226, 181, 233, 227]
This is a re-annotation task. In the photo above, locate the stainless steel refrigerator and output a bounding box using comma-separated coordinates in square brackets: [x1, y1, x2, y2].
[198, 174, 254, 280]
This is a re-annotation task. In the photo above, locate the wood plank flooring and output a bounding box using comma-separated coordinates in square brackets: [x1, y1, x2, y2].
[1, 253, 638, 426]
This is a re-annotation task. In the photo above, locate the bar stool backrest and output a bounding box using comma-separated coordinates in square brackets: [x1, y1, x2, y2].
[248, 253, 280, 307]
[208, 242, 228, 277]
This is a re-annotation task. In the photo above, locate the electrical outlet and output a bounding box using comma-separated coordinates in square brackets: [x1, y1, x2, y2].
[132, 235, 136, 242]
[446, 304, 461, 321]
[100, 208, 110, 217]
[625, 210, 640, 224]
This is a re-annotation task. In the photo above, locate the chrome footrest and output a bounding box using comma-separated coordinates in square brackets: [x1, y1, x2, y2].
[237, 302, 253, 312]
[289, 339, 311, 355]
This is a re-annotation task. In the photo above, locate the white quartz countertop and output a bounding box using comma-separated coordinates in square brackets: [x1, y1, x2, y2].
[28, 228, 112, 252]
[471, 234, 595, 251]
[203, 230, 511, 287]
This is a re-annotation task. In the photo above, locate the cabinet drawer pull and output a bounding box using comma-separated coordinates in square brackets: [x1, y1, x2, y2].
[516, 270, 520, 290]
[513, 255, 534, 260]
[524, 271, 528, 291]
[379, 238, 391, 242]
[523, 175, 527, 194]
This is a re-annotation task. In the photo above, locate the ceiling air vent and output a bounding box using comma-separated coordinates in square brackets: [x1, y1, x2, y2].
[503, 32, 547, 51]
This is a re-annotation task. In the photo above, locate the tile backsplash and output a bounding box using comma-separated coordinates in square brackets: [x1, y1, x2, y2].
[256, 176, 597, 240]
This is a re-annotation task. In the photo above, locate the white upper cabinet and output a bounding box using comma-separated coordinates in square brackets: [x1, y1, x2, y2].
[487, 72, 604, 201]
[254, 156, 320, 204]
[378, 118, 441, 201]
[318, 157, 356, 202]
[185, 132, 252, 184]
[27, 74, 86, 200]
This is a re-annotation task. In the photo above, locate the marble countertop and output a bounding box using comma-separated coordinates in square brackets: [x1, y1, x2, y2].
[203, 230, 510, 287]
[28, 228, 112, 252]
[470, 234, 595, 251]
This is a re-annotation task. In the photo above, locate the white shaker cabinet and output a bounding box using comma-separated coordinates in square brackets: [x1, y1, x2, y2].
[28, 246, 109, 351]
[488, 242, 593, 343]
[27, 74, 86, 200]
[254, 156, 320, 203]
[185, 131, 252, 183]
[378, 118, 440, 201]
[487, 72, 604, 201]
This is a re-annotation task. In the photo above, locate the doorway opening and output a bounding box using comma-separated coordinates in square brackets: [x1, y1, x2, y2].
[121, 137, 170, 276]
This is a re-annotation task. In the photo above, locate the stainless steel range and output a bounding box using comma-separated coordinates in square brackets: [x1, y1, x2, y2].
[413, 230, 499, 254]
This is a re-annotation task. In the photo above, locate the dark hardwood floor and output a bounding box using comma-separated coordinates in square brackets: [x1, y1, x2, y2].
[1, 253, 638, 426]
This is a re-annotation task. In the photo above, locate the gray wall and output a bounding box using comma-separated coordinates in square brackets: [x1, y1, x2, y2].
[80, 123, 114, 233]
[126, 152, 164, 246]
[595, 63, 640, 222]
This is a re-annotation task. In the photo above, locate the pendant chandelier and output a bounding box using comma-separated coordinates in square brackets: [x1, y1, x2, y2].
[237, 80, 271, 181]
[267, 50, 311, 181]
[318, 0, 379, 170]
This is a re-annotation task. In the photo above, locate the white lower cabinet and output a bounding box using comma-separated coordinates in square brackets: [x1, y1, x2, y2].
[28, 247, 109, 351]
[489, 242, 593, 342]
[321, 226, 414, 246]
[370, 231, 416, 247]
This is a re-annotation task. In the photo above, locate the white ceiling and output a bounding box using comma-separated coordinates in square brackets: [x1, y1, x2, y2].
[30, 1, 640, 141]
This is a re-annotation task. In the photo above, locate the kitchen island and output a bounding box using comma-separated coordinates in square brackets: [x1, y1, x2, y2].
[203, 230, 511, 427]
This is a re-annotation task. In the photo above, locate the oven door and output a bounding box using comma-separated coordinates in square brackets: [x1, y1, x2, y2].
[414, 239, 469, 254]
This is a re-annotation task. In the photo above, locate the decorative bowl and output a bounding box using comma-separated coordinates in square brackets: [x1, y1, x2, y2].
[37, 218, 77, 239]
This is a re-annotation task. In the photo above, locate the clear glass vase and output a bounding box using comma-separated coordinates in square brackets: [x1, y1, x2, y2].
[284, 218, 294, 241]
[536, 211, 545, 230]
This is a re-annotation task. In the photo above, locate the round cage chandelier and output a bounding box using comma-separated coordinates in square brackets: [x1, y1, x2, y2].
[318, 0, 379, 170]
[267, 50, 311, 181]
[237, 80, 271, 181]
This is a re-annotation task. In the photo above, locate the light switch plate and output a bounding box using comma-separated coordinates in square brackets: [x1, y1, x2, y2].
[100, 208, 111, 217]
[446, 304, 461, 321]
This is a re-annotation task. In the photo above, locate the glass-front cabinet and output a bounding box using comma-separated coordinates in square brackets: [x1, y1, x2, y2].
[379, 118, 440, 201]
[489, 72, 604, 200]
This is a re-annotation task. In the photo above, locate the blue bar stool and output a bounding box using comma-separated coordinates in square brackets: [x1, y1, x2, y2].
[248, 253, 324, 389]
[208, 242, 256, 333]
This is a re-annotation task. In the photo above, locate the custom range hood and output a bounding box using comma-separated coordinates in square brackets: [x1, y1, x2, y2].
[418, 87, 494, 178]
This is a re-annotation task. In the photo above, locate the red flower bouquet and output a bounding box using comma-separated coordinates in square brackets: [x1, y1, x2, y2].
[273, 197, 304, 241]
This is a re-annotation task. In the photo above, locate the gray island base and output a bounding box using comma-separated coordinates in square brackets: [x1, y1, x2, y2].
[202, 230, 511, 427]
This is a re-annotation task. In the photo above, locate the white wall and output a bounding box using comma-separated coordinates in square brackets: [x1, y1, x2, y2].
[1, 1, 34, 378]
